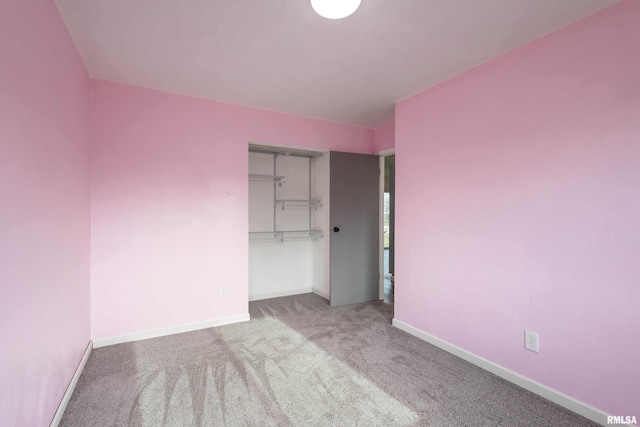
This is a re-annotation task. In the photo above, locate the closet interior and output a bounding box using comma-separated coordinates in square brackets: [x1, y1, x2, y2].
[248, 144, 330, 301]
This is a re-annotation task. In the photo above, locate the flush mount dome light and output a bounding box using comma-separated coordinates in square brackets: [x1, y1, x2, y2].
[311, 0, 361, 19]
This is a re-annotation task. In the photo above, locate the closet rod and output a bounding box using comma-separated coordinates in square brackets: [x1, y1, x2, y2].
[249, 230, 323, 242]
[276, 199, 322, 210]
[249, 174, 285, 185]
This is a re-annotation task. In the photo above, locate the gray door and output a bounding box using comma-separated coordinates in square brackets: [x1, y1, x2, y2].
[330, 151, 379, 307]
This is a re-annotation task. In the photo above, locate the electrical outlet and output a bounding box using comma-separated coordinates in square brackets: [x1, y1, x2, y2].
[525, 330, 539, 353]
[220, 287, 228, 299]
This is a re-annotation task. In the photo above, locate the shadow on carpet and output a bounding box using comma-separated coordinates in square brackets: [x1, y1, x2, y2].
[60, 293, 598, 426]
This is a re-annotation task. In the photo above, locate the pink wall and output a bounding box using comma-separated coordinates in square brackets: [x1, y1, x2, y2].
[395, 0, 639, 418]
[373, 122, 395, 152]
[0, 0, 91, 425]
[90, 80, 373, 340]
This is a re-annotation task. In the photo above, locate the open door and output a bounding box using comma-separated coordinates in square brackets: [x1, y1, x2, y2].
[329, 151, 379, 307]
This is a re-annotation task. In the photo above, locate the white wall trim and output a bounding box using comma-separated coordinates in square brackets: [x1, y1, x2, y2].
[376, 147, 395, 156]
[93, 313, 250, 348]
[392, 319, 610, 427]
[249, 288, 313, 302]
[50, 341, 92, 427]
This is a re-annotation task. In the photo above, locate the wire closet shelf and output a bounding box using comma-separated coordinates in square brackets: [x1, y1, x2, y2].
[249, 144, 324, 243]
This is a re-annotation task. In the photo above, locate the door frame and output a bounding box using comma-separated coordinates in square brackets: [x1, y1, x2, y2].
[377, 148, 395, 300]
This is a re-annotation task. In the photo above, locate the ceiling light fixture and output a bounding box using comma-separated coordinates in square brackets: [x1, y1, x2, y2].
[311, 0, 361, 19]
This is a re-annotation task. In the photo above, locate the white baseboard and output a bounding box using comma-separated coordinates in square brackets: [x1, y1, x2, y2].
[93, 313, 250, 348]
[50, 341, 92, 427]
[249, 287, 313, 302]
[392, 319, 610, 427]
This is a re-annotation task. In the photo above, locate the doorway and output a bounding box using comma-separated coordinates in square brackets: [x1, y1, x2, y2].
[380, 152, 395, 303]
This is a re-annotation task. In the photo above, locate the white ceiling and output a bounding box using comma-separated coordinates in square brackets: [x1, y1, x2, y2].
[56, 0, 620, 128]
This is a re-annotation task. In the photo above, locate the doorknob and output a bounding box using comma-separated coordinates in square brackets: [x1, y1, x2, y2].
[333, 227, 340, 232]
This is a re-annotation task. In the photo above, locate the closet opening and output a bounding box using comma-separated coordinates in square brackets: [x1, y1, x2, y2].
[248, 143, 329, 302]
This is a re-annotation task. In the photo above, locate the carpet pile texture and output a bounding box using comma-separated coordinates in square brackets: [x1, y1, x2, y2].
[60, 293, 597, 426]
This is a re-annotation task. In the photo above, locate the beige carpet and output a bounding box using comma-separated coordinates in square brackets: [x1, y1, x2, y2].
[60, 293, 597, 426]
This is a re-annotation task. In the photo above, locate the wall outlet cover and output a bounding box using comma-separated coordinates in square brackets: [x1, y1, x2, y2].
[525, 330, 539, 353]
